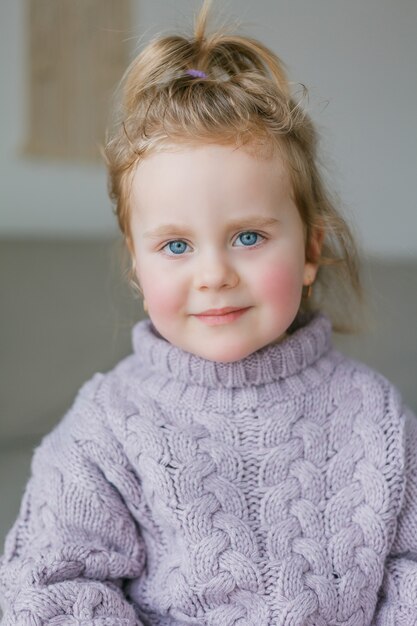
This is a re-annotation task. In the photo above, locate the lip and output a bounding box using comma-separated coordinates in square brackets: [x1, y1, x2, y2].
[197, 307, 247, 316]
[193, 306, 251, 326]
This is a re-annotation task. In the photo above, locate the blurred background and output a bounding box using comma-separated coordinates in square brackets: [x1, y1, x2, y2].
[0, 0, 416, 554]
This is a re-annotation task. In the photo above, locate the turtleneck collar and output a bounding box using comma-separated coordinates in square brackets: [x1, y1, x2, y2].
[131, 312, 333, 390]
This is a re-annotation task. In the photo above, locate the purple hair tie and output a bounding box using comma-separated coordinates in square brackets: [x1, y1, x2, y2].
[186, 68, 208, 79]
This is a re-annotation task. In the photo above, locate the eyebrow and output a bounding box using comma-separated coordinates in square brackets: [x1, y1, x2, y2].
[143, 216, 280, 239]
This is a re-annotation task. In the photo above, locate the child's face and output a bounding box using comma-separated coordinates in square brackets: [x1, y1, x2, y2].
[130, 143, 319, 362]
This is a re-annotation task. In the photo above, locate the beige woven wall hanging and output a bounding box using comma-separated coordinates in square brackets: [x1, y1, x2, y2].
[25, 0, 132, 161]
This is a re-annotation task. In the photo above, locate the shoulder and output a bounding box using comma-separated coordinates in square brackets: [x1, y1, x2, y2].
[327, 349, 405, 424]
[33, 352, 144, 465]
[71, 318, 153, 409]
[325, 350, 410, 474]
[326, 350, 414, 487]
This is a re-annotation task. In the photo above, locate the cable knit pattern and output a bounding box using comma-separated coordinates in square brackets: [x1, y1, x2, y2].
[1, 312, 417, 625]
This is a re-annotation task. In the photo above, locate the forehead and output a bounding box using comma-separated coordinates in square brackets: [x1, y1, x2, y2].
[130, 143, 291, 220]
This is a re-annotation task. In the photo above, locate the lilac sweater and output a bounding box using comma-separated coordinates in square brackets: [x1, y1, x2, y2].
[1, 313, 417, 625]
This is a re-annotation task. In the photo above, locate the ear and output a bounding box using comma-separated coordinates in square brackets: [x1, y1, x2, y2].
[303, 226, 324, 286]
[125, 242, 143, 299]
[126, 234, 140, 279]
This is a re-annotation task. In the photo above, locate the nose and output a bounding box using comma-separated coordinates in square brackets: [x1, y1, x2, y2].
[193, 249, 239, 291]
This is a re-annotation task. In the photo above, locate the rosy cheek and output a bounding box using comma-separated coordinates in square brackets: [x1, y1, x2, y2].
[256, 264, 302, 307]
[141, 275, 181, 318]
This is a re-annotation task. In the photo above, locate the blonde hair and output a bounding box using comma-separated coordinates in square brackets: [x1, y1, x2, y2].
[104, 0, 364, 332]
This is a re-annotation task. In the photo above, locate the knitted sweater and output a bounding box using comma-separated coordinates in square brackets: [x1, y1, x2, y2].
[1, 313, 417, 626]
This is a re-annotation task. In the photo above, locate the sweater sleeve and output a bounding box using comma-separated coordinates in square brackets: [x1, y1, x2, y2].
[372, 405, 417, 625]
[0, 377, 146, 625]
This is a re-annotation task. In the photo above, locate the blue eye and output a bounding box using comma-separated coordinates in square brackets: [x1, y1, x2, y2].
[163, 240, 190, 255]
[235, 231, 263, 247]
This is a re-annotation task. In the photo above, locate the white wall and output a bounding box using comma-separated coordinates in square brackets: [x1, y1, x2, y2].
[1, 0, 416, 257]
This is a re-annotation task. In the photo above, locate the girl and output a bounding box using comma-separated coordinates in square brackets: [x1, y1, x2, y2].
[1, 2, 416, 624]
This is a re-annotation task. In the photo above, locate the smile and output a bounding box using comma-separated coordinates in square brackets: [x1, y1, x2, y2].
[193, 307, 251, 326]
